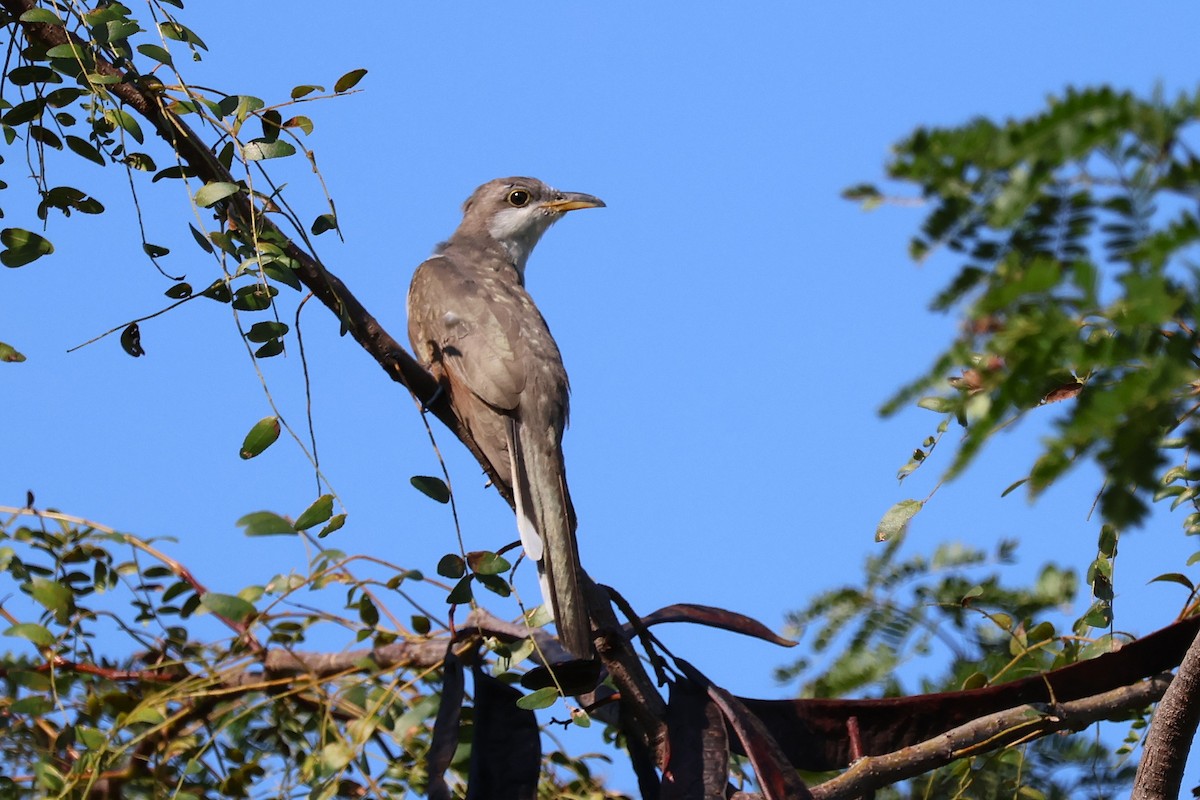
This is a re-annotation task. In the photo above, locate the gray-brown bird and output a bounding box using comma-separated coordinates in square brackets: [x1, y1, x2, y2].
[407, 177, 604, 659]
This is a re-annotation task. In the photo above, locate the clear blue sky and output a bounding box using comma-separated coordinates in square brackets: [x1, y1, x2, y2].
[5, 3, 1200, 794]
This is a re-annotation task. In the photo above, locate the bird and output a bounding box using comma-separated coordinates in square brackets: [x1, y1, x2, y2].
[406, 177, 604, 659]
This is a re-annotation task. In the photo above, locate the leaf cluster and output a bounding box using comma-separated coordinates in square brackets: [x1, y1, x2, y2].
[857, 87, 1200, 531]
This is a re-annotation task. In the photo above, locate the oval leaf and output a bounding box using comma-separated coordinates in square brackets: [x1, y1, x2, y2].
[294, 494, 334, 531]
[437, 554, 466, 579]
[194, 181, 240, 208]
[239, 416, 280, 459]
[334, 68, 367, 93]
[236, 510, 296, 537]
[29, 577, 71, 615]
[135, 43, 173, 67]
[242, 140, 296, 161]
[5, 622, 55, 647]
[411, 475, 450, 504]
[515, 686, 558, 711]
[19, 8, 65, 23]
[876, 499, 923, 542]
[200, 592, 256, 622]
[467, 551, 511, 576]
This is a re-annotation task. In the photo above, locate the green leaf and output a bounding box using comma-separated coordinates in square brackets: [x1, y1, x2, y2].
[194, 181, 241, 208]
[65, 135, 105, 165]
[916, 396, 954, 413]
[960, 671, 988, 690]
[239, 416, 280, 459]
[318, 513, 346, 539]
[1097, 524, 1118, 558]
[19, 8, 65, 24]
[319, 742, 353, 772]
[75, 726, 105, 749]
[284, 115, 314, 135]
[467, 551, 511, 576]
[1149, 572, 1195, 591]
[136, 43, 174, 67]
[1000, 478, 1028, 498]
[294, 494, 334, 531]
[8, 65, 61, 86]
[254, 340, 284, 358]
[124, 706, 165, 725]
[1, 228, 54, 267]
[334, 68, 368, 93]
[164, 282, 192, 299]
[242, 139, 296, 161]
[105, 107, 144, 143]
[445, 575, 473, 604]
[515, 686, 558, 710]
[232, 284, 277, 311]
[158, 21, 207, 49]
[3, 98, 45, 125]
[875, 499, 923, 542]
[188, 224, 213, 253]
[476, 573, 511, 597]
[45, 43, 89, 60]
[119, 323, 144, 357]
[142, 242, 170, 258]
[202, 280, 232, 303]
[0, 341, 27, 363]
[236, 510, 296, 537]
[124, 152, 156, 172]
[358, 595, 379, 626]
[5, 622, 55, 647]
[200, 592, 256, 622]
[245, 321, 289, 343]
[152, 165, 197, 182]
[17, 696, 54, 717]
[437, 554, 466, 579]
[411, 475, 450, 504]
[29, 577, 71, 616]
[311, 213, 338, 235]
[84, 72, 122, 86]
[290, 85, 324, 99]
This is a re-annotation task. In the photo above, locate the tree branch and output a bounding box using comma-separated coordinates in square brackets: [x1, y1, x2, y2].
[1132, 626, 1200, 799]
[728, 675, 1168, 800]
[808, 675, 1170, 800]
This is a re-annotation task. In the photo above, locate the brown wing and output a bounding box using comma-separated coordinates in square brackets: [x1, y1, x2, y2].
[407, 254, 529, 412]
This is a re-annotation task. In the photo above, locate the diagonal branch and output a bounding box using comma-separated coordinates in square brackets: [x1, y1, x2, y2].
[4, 2, 669, 769]
[735, 675, 1170, 800]
[2, 0, 502, 498]
[1132, 625, 1200, 799]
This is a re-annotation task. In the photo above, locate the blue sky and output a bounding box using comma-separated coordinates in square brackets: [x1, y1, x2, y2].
[5, 3, 1200, 794]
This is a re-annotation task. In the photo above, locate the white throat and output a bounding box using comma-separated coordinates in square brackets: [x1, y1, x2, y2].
[488, 206, 558, 276]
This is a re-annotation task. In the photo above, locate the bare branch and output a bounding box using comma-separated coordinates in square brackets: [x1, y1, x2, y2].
[809, 675, 1169, 800]
[1132, 626, 1200, 799]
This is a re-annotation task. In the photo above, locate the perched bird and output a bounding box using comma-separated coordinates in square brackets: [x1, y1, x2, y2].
[407, 177, 604, 659]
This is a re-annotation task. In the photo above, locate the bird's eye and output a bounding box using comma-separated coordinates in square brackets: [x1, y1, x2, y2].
[507, 189, 531, 207]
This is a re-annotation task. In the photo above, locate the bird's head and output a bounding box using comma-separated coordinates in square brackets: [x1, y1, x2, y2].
[456, 177, 605, 276]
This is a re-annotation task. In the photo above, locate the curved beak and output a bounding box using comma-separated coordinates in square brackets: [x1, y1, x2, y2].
[543, 191, 605, 213]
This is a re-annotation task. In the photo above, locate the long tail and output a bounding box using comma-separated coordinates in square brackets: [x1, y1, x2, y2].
[508, 418, 591, 659]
